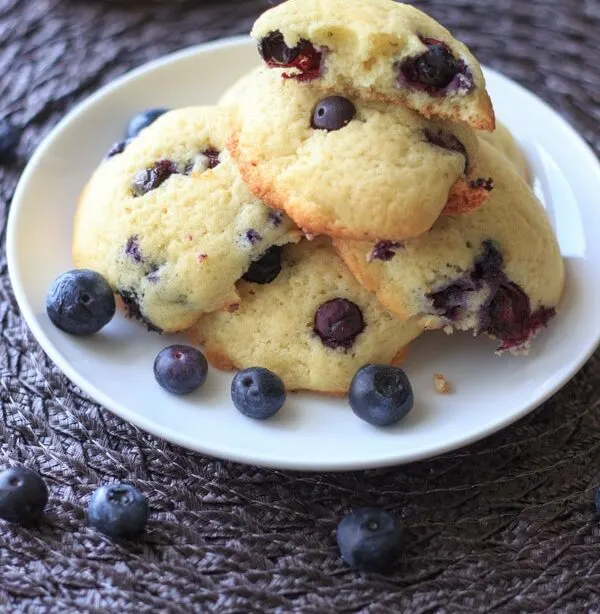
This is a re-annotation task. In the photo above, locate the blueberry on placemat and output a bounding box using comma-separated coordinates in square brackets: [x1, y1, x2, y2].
[0, 119, 20, 164]
[0, 466, 48, 525]
[46, 269, 116, 336]
[88, 484, 149, 539]
[337, 507, 404, 573]
[154, 345, 209, 395]
[594, 488, 600, 514]
[231, 367, 286, 420]
[125, 108, 169, 140]
[349, 364, 414, 427]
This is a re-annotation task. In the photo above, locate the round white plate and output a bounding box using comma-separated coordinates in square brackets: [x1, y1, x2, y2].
[7, 36, 600, 471]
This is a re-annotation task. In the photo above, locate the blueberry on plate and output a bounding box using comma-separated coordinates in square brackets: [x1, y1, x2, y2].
[349, 364, 414, 427]
[88, 483, 149, 539]
[0, 119, 20, 164]
[46, 269, 116, 336]
[125, 108, 169, 140]
[231, 367, 286, 420]
[0, 466, 48, 525]
[154, 345, 208, 395]
[337, 507, 404, 573]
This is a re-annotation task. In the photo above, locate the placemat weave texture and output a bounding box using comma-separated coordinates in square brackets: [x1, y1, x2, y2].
[1, 1, 599, 612]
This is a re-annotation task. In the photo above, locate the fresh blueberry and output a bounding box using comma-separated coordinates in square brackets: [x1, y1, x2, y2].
[154, 345, 208, 395]
[349, 364, 414, 427]
[231, 367, 286, 420]
[0, 466, 48, 525]
[314, 298, 365, 349]
[312, 96, 356, 131]
[46, 269, 116, 336]
[595, 487, 600, 514]
[0, 119, 20, 164]
[242, 246, 282, 284]
[414, 42, 460, 88]
[132, 159, 178, 196]
[125, 108, 169, 140]
[88, 483, 149, 539]
[337, 507, 404, 573]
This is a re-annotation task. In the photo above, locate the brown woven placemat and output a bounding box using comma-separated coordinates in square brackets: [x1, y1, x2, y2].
[1, 1, 599, 612]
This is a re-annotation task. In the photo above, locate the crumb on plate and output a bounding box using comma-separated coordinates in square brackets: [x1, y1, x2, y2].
[433, 373, 452, 394]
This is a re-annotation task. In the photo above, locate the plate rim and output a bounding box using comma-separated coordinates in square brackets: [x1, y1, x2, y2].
[7, 35, 600, 471]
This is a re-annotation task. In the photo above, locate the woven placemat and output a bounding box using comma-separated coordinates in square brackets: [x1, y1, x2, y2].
[1, 1, 599, 611]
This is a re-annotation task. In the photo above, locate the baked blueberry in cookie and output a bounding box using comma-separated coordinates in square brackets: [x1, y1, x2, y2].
[313, 298, 365, 349]
[311, 96, 356, 131]
[258, 30, 323, 82]
[428, 241, 556, 352]
[132, 160, 178, 196]
[398, 38, 473, 95]
[242, 246, 283, 284]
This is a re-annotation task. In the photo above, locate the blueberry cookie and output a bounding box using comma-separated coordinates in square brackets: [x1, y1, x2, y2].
[252, 0, 494, 131]
[73, 106, 301, 333]
[333, 139, 564, 354]
[218, 66, 261, 106]
[192, 238, 422, 394]
[229, 67, 491, 241]
[479, 121, 530, 184]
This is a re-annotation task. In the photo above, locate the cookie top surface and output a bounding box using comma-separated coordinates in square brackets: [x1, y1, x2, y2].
[229, 67, 487, 241]
[193, 238, 422, 394]
[72, 106, 301, 333]
[479, 121, 530, 184]
[251, 0, 494, 131]
[333, 139, 564, 354]
[218, 66, 262, 106]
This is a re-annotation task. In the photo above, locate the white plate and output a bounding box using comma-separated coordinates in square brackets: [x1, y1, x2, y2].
[7, 36, 600, 471]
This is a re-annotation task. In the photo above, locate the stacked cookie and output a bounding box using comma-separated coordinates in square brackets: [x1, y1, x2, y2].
[73, 0, 564, 395]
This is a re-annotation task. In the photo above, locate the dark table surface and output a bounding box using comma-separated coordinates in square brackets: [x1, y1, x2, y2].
[1, 0, 599, 612]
